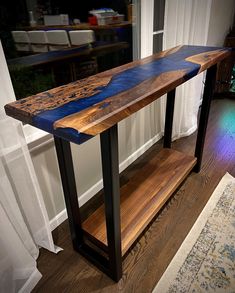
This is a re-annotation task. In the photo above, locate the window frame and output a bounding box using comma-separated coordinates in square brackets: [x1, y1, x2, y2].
[141, 0, 167, 57]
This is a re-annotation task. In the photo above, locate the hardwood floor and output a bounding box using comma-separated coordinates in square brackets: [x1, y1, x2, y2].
[33, 98, 235, 293]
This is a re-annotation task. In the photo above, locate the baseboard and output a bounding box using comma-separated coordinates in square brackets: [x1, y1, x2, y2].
[50, 132, 163, 231]
[119, 132, 163, 173]
[50, 208, 68, 231]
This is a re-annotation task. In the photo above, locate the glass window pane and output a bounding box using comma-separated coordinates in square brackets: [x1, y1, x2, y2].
[153, 33, 163, 53]
[1, 1, 135, 100]
[153, 0, 165, 31]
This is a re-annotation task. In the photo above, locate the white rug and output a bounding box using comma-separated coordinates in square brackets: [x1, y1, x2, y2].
[153, 172, 235, 293]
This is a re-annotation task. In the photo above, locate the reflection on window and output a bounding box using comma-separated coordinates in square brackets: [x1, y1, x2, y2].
[153, 0, 165, 54]
[153, 33, 163, 53]
[153, 0, 165, 31]
[0, 0, 133, 100]
[230, 66, 235, 93]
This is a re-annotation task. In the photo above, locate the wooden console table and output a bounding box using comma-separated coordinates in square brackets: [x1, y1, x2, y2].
[5, 45, 230, 281]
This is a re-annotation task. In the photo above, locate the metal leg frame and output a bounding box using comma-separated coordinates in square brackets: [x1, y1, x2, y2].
[54, 125, 122, 282]
[54, 137, 110, 278]
[54, 136, 83, 250]
[164, 88, 176, 148]
[100, 124, 122, 281]
[194, 64, 217, 172]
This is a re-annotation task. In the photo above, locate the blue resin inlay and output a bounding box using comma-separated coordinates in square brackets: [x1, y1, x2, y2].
[32, 45, 224, 144]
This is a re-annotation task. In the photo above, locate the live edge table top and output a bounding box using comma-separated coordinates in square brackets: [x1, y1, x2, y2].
[5, 45, 231, 145]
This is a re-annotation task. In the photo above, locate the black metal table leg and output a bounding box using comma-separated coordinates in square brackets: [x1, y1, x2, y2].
[163, 88, 176, 148]
[54, 136, 112, 277]
[100, 124, 122, 282]
[54, 136, 83, 250]
[194, 64, 217, 172]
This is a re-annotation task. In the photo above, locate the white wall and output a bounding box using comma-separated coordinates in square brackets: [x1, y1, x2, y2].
[207, 0, 235, 46]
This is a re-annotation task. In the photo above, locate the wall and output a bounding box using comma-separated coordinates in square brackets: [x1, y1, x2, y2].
[207, 0, 235, 46]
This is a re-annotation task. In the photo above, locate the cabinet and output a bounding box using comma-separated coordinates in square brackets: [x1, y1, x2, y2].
[215, 31, 235, 96]
[5, 45, 230, 281]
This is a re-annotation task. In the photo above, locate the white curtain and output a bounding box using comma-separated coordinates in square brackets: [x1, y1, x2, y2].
[0, 42, 61, 292]
[161, 0, 212, 139]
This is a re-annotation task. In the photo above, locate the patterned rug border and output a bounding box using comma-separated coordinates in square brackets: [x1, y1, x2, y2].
[152, 172, 234, 293]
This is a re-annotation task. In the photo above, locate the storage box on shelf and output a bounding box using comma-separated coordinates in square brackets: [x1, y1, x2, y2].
[89, 8, 124, 26]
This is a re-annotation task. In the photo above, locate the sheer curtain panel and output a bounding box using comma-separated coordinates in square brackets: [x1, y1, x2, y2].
[161, 0, 212, 139]
[0, 42, 61, 293]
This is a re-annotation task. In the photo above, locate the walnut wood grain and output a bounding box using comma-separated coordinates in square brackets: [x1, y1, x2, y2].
[5, 46, 182, 120]
[53, 70, 186, 135]
[185, 50, 232, 73]
[5, 45, 231, 145]
[82, 148, 196, 255]
[6, 76, 112, 117]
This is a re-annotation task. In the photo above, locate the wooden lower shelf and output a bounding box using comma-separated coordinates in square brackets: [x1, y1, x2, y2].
[82, 148, 197, 255]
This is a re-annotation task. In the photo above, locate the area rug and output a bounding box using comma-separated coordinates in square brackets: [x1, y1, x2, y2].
[153, 172, 235, 293]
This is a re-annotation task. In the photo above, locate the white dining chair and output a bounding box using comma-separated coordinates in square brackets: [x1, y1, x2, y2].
[27, 31, 48, 52]
[68, 30, 95, 46]
[11, 31, 31, 52]
[46, 30, 71, 51]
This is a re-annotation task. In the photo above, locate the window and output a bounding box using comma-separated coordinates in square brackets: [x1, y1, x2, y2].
[153, 0, 165, 53]
[140, 0, 166, 58]
[1, 0, 133, 101]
